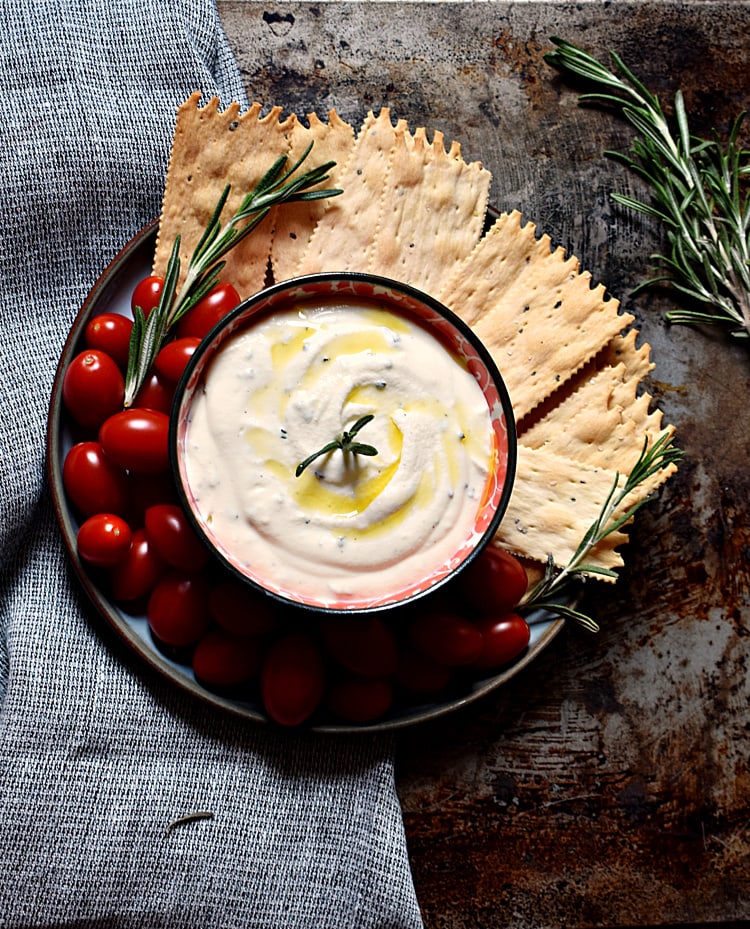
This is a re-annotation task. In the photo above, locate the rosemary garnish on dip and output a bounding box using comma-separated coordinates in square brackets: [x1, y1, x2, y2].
[124, 144, 342, 406]
[295, 414, 378, 477]
[546, 37, 750, 341]
[519, 430, 683, 631]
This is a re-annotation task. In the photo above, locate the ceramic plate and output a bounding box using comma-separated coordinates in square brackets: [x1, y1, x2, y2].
[46, 222, 564, 733]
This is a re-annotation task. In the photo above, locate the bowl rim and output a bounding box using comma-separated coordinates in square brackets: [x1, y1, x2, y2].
[169, 270, 518, 616]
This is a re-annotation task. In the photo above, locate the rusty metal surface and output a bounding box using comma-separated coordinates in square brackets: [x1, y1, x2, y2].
[218, 3, 749, 926]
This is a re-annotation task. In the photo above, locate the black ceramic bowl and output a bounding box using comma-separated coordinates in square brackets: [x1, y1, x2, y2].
[170, 272, 516, 615]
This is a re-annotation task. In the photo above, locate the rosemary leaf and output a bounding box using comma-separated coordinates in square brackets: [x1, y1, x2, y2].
[546, 36, 750, 341]
[348, 443, 378, 457]
[124, 235, 180, 406]
[124, 309, 145, 399]
[518, 430, 682, 630]
[528, 602, 601, 633]
[123, 144, 342, 405]
[295, 441, 341, 478]
[296, 414, 378, 477]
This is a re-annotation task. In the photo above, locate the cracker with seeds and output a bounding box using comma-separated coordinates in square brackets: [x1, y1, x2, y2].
[513, 321, 678, 563]
[295, 108, 406, 275]
[493, 439, 677, 577]
[270, 110, 356, 283]
[519, 330, 664, 472]
[366, 125, 491, 293]
[492, 444, 628, 572]
[503, 431, 677, 577]
[154, 93, 296, 299]
[438, 211, 634, 421]
[519, 330, 654, 441]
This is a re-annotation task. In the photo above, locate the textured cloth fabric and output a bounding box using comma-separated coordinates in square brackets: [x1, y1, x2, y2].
[0, 2, 423, 926]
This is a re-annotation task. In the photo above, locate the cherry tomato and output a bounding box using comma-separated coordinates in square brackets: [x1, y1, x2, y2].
[144, 503, 210, 572]
[261, 633, 325, 727]
[126, 471, 179, 524]
[458, 548, 529, 613]
[62, 349, 124, 430]
[326, 675, 393, 724]
[133, 370, 174, 414]
[147, 571, 211, 648]
[395, 646, 452, 694]
[99, 407, 170, 473]
[131, 275, 164, 317]
[110, 527, 166, 602]
[84, 313, 133, 370]
[471, 612, 530, 669]
[192, 629, 263, 687]
[76, 513, 132, 567]
[207, 578, 279, 638]
[408, 610, 484, 667]
[154, 337, 201, 383]
[63, 441, 129, 516]
[319, 615, 398, 678]
[175, 283, 241, 340]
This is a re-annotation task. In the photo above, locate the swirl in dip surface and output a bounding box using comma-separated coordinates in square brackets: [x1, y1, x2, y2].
[182, 297, 495, 607]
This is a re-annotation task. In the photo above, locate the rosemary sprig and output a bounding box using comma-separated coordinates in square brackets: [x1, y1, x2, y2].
[518, 430, 683, 631]
[545, 37, 750, 341]
[124, 143, 342, 406]
[295, 414, 378, 477]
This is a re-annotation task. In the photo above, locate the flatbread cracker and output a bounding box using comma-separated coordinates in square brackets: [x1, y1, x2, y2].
[519, 330, 664, 472]
[270, 110, 355, 283]
[439, 210, 634, 421]
[493, 445, 628, 574]
[519, 330, 653, 438]
[295, 108, 406, 274]
[154, 93, 296, 299]
[437, 209, 550, 327]
[366, 125, 490, 293]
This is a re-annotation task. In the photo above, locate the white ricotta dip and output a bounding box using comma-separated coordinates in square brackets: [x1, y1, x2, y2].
[183, 298, 494, 606]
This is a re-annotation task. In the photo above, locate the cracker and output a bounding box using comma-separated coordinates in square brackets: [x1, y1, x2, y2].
[366, 125, 490, 292]
[519, 329, 654, 436]
[270, 110, 356, 283]
[586, 421, 678, 569]
[437, 209, 550, 327]
[493, 445, 628, 575]
[438, 211, 634, 420]
[295, 108, 406, 275]
[519, 330, 664, 472]
[154, 93, 296, 299]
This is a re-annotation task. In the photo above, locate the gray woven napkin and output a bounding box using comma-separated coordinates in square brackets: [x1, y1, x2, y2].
[0, 2, 423, 925]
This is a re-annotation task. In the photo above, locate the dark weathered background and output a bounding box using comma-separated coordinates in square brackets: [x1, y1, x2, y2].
[217, 4, 750, 926]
